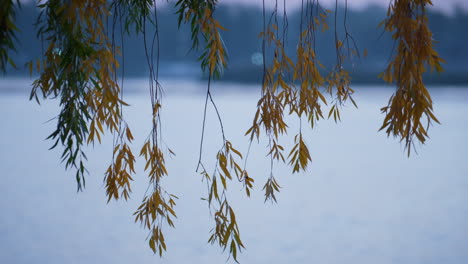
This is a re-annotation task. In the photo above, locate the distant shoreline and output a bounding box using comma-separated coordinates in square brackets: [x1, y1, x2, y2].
[1, 77, 466, 96]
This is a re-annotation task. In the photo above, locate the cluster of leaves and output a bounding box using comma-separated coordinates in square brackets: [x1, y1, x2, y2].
[0, 0, 444, 262]
[104, 125, 135, 202]
[246, 0, 360, 205]
[135, 137, 177, 256]
[114, 0, 154, 34]
[201, 141, 247, 262]
[379, 0, 444, 155]
[176, 0, 227, 77]
[135, 100, 178, 257]
[0, 0, 19, 72]
[28, 0, 124, 190]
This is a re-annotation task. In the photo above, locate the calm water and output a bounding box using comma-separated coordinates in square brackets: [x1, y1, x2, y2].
[1, 79, 468, 263]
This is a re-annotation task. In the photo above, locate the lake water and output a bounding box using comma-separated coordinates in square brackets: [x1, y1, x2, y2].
[1, 79, 468, 263]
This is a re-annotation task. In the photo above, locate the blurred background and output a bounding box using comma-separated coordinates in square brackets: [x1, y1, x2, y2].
[1, 1, 467, 263]
[4, 0, 468, 84]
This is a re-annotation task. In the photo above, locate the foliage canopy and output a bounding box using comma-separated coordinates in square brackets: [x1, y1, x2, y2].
[1, 0, 444, 261]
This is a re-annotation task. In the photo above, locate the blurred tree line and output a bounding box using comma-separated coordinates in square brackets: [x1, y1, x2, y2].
[6, 3, 468, 84]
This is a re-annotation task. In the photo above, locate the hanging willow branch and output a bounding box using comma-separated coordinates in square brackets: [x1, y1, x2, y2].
[176, 1, 249, 261]
[379, 0, 444, 156]
[135, 0, 178, 257]
[29, 0, 124, 191]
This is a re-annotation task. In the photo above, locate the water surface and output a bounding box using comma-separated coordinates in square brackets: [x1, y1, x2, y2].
[1, 79, 467, 263]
